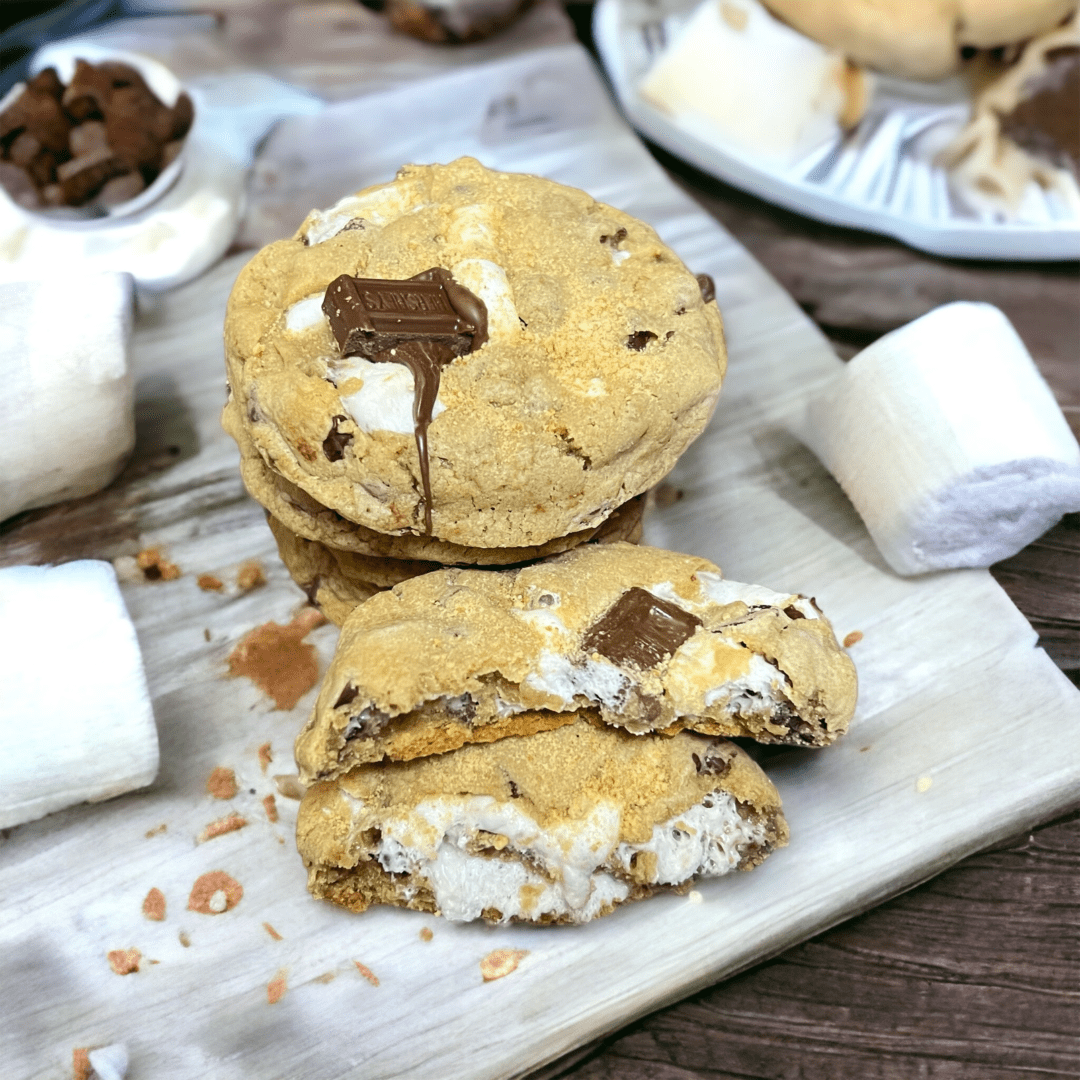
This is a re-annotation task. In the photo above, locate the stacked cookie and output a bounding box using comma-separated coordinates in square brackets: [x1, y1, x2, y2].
[222, 158, 857, 923]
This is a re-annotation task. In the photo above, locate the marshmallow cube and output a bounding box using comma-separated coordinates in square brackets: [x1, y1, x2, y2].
[791, 302, 1080, 575]
[0, 272, 135, 522]
[0, 561, 159, 828]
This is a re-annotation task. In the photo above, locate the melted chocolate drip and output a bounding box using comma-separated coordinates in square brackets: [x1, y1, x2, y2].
[322, 267, 488, 534]
[1000, 46, 1079, 173]
[582, 587, 702, 668]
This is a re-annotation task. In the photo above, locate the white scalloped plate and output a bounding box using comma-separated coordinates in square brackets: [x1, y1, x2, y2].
[594, 0, 1080, 260]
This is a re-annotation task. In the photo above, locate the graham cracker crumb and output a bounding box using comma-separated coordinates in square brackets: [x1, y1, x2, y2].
[145, 823, 167, 838]
[142, 887, 166, 921]
[72, 1048, 94, 1080]
[267, 970, 287, 1004]
[197, 573, 224, 592]
[419, 927, 433, 942]
[237, 561, 267, 592]
[179, 931, 191, 947]
[258, 743, 273, 773]
[480, 949, 528, 982]
[197, 813, 247, 843]
[203, 628, 212, 642]
[262, 794, 279, 823]
[313, 971, 336, 984]
[843, 630, 863, 648]
[354, 961, 380, 986]
[227, 611, 325, 710]
[107, 947, 141, 975]
[263, 922, 283, 941]
[206, 767, 238, 800]
[136, 547, 181, 582]
[188, 871, 243, 915]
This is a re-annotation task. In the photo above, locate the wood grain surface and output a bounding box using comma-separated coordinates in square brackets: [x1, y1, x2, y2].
[535, 148, 1080, 1080]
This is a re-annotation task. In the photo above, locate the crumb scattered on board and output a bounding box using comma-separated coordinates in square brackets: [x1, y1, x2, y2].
[480, 949, 528, 982]
[197, 573, 224, 592]
[267, 970, 287, 1004]
[258, 743, 273, 772]
[188, 871, 243, 915]
[197, 813, 247, 843]
[179, 931, 191, 947]
[419, 927, 433, 942]
[145, 823, 167, 838]
[136, 547, 180, 581]
[263, 922, 283, 941]
[227, 610, 326, 710]
[917, 776, 933, 793]
[206, 767, 238, 800]
[263, 794, 279, 823]
[142, 888, 166, 921]
[237, 561, 267, 591]
[107, 948, 141, 975]
[313, 971, 336, 984]
[843, 630, 864, 648]
[72, 1048, 94, 1080]
[354, 961, 380, 986]
[274, 774, 305, 799]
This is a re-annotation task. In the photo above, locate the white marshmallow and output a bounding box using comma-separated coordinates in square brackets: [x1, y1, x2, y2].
[87, 1043, 130, 1080]
[336, 355, 446, 436]
[639, 0, 870, 167]
[0, 274, 135, 522]
[0, 561, 159, 829]
[789, 302, 1080, 575]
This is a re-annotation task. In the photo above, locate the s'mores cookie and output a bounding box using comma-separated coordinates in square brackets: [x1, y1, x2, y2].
[267, 494, 645, 626]
[223, 157, 725, 550]
[297, 717, 788, 924]
[295, 543, 857, 783]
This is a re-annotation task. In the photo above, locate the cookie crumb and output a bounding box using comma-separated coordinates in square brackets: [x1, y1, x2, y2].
[228, 611, 325, 710]
[197, 573, 224, 592]
[258, 743, 273, 773]
[480, 949, 528, 982]
[203, 628, 211, 642]
[263, 921, 283, 941]
[354, 961, 380, 986]
[273, 774, 305, 800]
[107, 947, 141, 975]
[197, 812, 247, 843]
[860, 746, 871, 753]
[206, 767, 238, 800]
[686, 889, 703, 904]
[916, 776, 933, 793]
[179, 931, 191, 947]
[188, 870, 243, 915]
[843, 630, 864, 648]
[237, 561, 267, 592]
[142, 887, 166, 921]
[136, 547, 181, 582]
[313, 971, 336, 984]
[419, 927, 433, 942]
[145, 823, 167, 838]
[262, 794, 279, 823]
[72, 1048, 94, 1080]
[267, 970, 287, 1004]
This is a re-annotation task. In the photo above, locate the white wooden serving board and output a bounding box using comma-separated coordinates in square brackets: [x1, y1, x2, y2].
[1, 43, 1078, 1080]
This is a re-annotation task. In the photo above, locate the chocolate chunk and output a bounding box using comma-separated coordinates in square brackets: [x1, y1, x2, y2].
[783, 605, 805, 620]
[170, 93, 194, 141]
[56, 147, 124, 205]
[27, 67, 63, 100]
[322, 415, 353, 462]
[582, 587, 702, 669]
[1000, 46, 1079, 172]
[693, 749, 733, 779]
[626, 330, 657, 351]
[0, 82, 72, 154]
[333, 683, 359, 708]
[696, 273, 716, 304]
[323, 268, 488, 535]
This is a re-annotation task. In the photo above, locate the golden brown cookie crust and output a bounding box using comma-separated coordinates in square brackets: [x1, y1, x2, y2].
[294, 543, 857, 782]
[223, 157, 725, 549]
[763, 0, 1076, 80]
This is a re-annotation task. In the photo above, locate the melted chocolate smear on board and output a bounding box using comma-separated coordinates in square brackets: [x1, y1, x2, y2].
[322, 268, 488, 534]
[582, 587, 702, 669]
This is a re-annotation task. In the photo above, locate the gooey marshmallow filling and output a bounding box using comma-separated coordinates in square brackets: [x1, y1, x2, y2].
[361, 789, 765, 923]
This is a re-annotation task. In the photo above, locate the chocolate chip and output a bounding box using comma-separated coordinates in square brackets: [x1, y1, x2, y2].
[600, 227, 627, 247]
[582, 587, 701, 669]
[626, 331, 657, 351]
[696, 273, 715, 304]
[322, 414, 353, 462]
[334, 683, 359, 708]
[783, 605, 805, 620]
[508, 780, 521, 798]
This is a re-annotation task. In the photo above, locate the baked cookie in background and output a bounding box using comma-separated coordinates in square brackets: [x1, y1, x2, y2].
[223, 157, 725, 551]
[297, 717, 789, 924]
[266, 494, 645, 627]
[294, 542, 857, 784]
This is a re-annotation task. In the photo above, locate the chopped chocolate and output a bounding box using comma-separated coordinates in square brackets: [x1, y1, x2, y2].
[696, 273, 716, 304]
[170, 92, 194, 140]
[582, 587, 702, 668]
[783, 605, 805, 620]
[322, 268, 488, 535]
[323, 414, 353, 462]
[626, 330, 657, 351]
[693, 749, 733, 779]
[28, 67, 62, 100]
[0, 82, 71, 153]
[56, 147, 124, 205]
[1000, 46, 1080, 172]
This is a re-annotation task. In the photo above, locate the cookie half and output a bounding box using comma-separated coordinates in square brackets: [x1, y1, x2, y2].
[295, 543, 857, 782]
[223, 156, 725, 549]
[266, 496, 645, 626]
[297, 717, 788, 924]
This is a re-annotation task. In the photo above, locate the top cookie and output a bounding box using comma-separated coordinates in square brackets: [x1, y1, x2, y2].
[762, 0, 1076, 80]
[223, 157, 725, 549]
